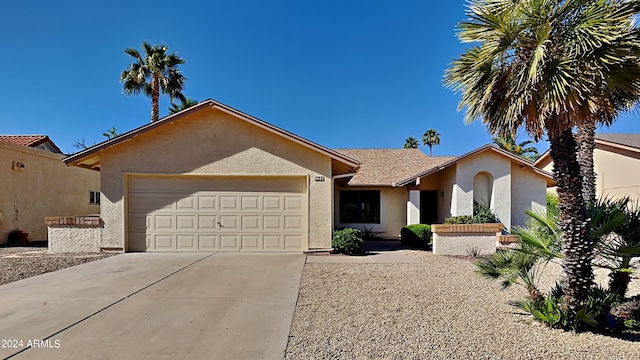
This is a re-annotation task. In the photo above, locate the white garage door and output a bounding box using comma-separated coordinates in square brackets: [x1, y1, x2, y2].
[127, 176, 307, 252]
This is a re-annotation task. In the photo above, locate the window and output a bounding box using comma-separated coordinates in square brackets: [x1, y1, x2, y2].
[89, 191, 100, 205]
[339, 190, 380, 223]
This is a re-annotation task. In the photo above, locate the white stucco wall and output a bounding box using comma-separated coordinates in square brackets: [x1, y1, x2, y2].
[0, 142, 100, 243]
[99, 107, 334, 251]
[48, 226, 101, 253]
[432, 232, 497, 256]
[455, 151, 512, 229]
[511, 163, 547, 228]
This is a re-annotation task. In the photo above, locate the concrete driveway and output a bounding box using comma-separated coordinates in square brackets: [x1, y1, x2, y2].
[0, 253, 305, 360]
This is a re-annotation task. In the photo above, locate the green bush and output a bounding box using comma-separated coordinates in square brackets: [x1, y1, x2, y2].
[473, 202, 499, 223]
[444, 215, 474, 224]
[444, 202, 499, 224]
[400, 224, 432, 248]
[332, 228, 363, 255]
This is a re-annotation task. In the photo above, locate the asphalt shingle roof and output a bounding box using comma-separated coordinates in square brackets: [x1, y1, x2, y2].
[335, 149, 456, 186]
[596, 133, 640, 150]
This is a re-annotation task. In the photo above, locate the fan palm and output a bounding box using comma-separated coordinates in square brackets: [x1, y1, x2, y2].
[492, 133, 540, 161]
[445, 0, 640, 313]
[121, 41, 186, 122]
[422, 129, 440, 156]
[169, 97, 199, 115]
[403, 137, 419, 149]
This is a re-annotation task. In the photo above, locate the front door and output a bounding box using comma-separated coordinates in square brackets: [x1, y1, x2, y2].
[420, 190, 438, 225]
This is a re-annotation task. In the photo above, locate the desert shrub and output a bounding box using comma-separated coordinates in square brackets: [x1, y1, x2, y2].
[444, 215, 474, 224]
[400, 224, 432, 248]
[332, 228, 363, 255]
[444, 203, 499, 224]
[473, 202, 499, 223]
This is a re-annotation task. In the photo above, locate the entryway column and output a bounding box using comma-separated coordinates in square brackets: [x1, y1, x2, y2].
[407, 189, 420, 225]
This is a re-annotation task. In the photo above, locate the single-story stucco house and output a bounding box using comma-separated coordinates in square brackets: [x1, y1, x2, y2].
[61, 99, 553, 253]
[0, 135, 100, 243]
[535, 133, 640, 200]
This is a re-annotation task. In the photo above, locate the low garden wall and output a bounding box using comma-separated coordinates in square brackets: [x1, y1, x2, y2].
[45, 216, 103, 253]
[432, 223, 504, 256]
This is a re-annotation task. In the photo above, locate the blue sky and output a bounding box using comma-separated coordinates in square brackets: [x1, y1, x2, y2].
[1, 1, 638, 155]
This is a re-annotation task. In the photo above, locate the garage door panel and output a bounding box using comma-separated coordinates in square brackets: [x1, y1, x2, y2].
[198, 235, 217, 250]
[177, 234, 197, 250]
[263, 235, 283, 250]
[219, 196, 239, 211]
[198, 195, 216, 210]
[220, 235, 240, 250]
[177, 215, 196, 230]
[241, 234, 260, 250]
[241, 196, 260, 210]
[219, 215, 239, 230]
[284, 215, 303, 230]
[263, 196, 282, 211]
[263, 216, 282, 230]
[154, 215, 174, 230]
[176, 196, 196, 211]
[128, 177, 307, 252]
[284, 235, 303, 250]
[154, 234, 174, 250]
[241, 215, 260, 230]
[198, 215, 217, 230]
[284, 196, 303, 210]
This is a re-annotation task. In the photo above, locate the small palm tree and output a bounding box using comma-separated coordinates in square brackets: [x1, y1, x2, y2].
[403, 137, 419, 149]
[492, 133, 540, 161]
[169, 97, 199, 115]
[445, 0, 640, 314]
[121, 41, 186, 122]
[422, 129, 440, 156]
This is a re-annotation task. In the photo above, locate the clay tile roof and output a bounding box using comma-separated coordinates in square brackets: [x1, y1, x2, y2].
[334, 149, 456, 186]
[596, 133, 640, 150]
[0, 134, 62, 153]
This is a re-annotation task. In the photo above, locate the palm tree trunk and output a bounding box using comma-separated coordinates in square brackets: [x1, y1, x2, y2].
[576, 121, 597, 204]
[151, 75, 160, 122]
[547, 126, 593, 313]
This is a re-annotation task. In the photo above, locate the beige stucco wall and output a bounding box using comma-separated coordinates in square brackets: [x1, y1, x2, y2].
[334, 186, 407, 239]
[99, 107, 333, 251]
[48, 226, 101, 253]
[594, 146, 640, 200]
[419, 166, 457, 223]
[432, 232, 497, 256]
[511, 163, 547, 228]
[0, 142, 99, 243]
[455, 151, 512, 229]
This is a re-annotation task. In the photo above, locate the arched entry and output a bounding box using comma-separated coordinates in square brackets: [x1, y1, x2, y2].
[473, 172, 493, 208]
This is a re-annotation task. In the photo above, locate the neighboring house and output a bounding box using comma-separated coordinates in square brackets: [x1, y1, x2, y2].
[0, 135, 100, 243]
[63, 99, 552, 253]
[535, 133, 640, 200]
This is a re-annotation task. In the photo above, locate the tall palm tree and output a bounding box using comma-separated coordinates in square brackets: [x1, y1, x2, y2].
[121, 41, 186, 122]
[445, 0, 640, 314]
[492, 133, 540, 161]
[403, 137, 419, 149]
[168, 97, 199, 115]
[422, 129, 440, 156]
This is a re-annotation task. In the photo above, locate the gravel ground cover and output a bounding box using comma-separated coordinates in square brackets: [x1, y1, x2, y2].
[285, 250, 640, 359]
[0, 246, 116, 285]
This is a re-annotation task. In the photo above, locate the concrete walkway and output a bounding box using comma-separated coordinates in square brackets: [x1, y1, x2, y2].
[0, 253, 305, 360]
[306, 240, 420, 263]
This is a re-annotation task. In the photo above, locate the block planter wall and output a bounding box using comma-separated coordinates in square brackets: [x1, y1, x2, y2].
[45, 216, 103, 253]
[431, 223, 504, 256]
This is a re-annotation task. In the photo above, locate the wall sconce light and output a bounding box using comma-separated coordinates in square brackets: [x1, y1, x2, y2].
[12, 161, 25, 170]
